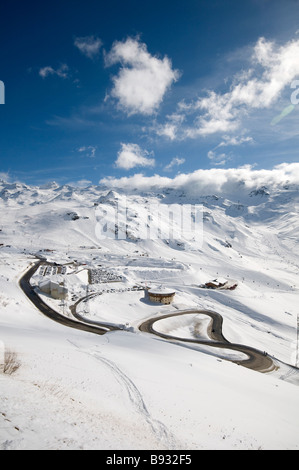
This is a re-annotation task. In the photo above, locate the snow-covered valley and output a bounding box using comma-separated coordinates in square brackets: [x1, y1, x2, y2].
[0, 178, 299, 450]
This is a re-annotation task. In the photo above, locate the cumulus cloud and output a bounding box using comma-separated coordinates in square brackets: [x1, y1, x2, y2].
[105, 37, 180, 115]
[115, 143, 155, 170]
[157, 36, 299, 140]
[192, 37, 299, 136]
[39, 64, 70, 79]
[100, 162, 299, 196]
[74, 35, 103, 59]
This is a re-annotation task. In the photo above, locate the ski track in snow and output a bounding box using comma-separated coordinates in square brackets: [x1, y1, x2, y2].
[66, 338, 180, 449]
[85, 348, 179, 449]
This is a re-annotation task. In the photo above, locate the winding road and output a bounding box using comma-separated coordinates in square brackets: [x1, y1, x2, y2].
[139, 311, 276, 372]
[20, 259, 276, 374]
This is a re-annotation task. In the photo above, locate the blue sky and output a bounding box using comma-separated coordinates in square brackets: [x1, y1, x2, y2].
[1, 0, 299, 186]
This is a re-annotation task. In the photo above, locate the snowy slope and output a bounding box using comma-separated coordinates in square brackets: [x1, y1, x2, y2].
[0, 179, 299, 450]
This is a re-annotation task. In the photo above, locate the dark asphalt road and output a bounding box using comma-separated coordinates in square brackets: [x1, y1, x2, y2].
[19, 260, 115, 336]
[139, 310, 276, 373]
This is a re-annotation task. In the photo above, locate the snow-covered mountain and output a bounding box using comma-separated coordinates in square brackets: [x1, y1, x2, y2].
[0, 179, 298, 450]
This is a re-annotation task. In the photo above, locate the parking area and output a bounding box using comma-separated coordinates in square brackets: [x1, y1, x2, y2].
[39, 265, 67, 276]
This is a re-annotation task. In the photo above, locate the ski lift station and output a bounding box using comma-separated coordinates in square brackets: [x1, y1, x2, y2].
[147, 286, 176, 305]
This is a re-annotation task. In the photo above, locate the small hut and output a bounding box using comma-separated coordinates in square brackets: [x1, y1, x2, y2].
[204, 278, 228, 289]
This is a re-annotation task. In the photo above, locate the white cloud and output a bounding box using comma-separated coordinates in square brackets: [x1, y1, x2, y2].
[0, 172, 11, 182]
[198, 37, 299, 133]
[156, 122, 178, 140]
[155, 113, 186, 140]
[100, 162, 299, 195]
[207, 150, 229, 166]
[217, 135, 254, 147]
[164, 157, 185, 171]
[79, 146, 96, 158]
[78, 146, 97, 158]
[68, 179, 93, 188]
[205, 134, 253, 166]
[115, 143, 155, 170]
[156, 36, 299, 139]
[74, 36, 102, 59]
[39, 64, 70, 79]
[105, 37, 180, 115]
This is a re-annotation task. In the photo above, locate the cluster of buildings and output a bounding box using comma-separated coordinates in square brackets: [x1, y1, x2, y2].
[36, 259, 238, 309]
[38, 264, 69, 300]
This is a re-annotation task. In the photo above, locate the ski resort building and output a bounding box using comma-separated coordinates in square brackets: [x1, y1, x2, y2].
[38, 280, 68, 300]
[147, 286, 175, 304]
[204, 278, 228, 289]
[203, 278, 238, 290]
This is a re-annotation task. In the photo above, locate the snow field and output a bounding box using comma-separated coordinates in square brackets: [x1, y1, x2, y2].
[0, 180, 299, 449]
